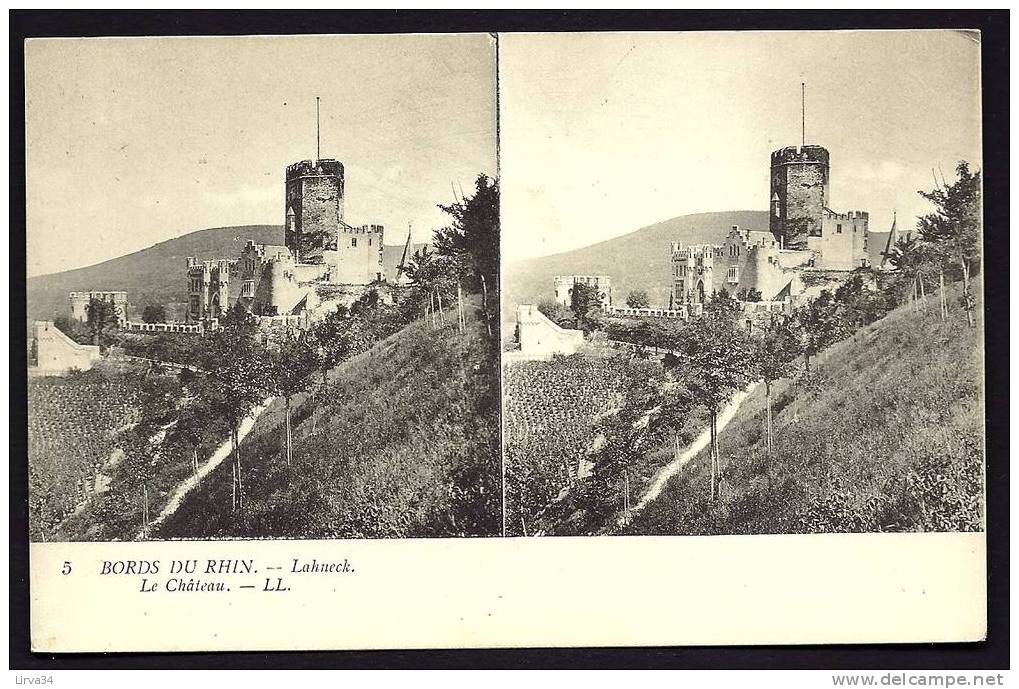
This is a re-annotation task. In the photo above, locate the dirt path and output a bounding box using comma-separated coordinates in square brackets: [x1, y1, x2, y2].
[138, 397, 275, 539]
[614, 382, 760, 530]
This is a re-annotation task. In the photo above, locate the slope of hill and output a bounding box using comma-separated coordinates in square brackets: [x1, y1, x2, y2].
[27, 224, 422, 322]
[155, 300, 501, 539]
[504, 210, 768, 310]
[621, 285, 984, 536]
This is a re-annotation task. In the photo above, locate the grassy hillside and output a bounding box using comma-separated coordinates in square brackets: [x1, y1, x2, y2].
[27, 223, 420, 322]
[504, 210, 767, 310]
[156, 302, 501, 539]
[623, 286, 984, 535]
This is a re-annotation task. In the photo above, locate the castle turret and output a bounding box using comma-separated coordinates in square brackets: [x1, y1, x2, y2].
[769, 145, 830, 250]
[285, 158, 344, 262]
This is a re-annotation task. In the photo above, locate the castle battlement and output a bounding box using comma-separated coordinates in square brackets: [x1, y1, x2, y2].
[553, 274, 610, 283]
[186, 257, 235, 276]
[286, 158, 344, 178]
[339, 223, 385, 235]
[671, 242, 716, 259]
[242, 240, 293, 263]
[68, 290, 127, 300]
[824, 209, 869, 221]
[770, 144, 831, 165]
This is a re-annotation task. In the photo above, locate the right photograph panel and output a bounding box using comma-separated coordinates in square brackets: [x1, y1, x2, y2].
[500, 31, 985, 537]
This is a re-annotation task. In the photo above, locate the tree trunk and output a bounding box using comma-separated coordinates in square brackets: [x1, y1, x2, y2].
[192, 446, 199, 478]
[765, 381, 773, 454]
[960, 256, 975, 328]
[709, 408, 718, 502]
[141, 483, 150, 539]
[939, 270, 947, 322]
[285, 396, 292, 467]
[232, 425, 243, 512]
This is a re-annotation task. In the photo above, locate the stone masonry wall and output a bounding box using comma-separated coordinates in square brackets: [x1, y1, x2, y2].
[284, 159, 344, 261]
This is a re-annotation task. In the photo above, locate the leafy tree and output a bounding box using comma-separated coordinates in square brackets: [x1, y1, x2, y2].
[917, 161, 981, 327]
[887, 234, 926, 275]
[191, 322, 271, 512]
[671, 305, 753, 501]
[267, 334, 319, 467]
[85, 297, 117, 347]
[536, 298, 574, 328]
[403, 246, 461, 322]
[751, 317, 802, 453]
[794, 290, 846, 372]
[626, 290, 650, 309]
[172, 396, 213, 479]
[737, 287, 763, 303]
[53, 314, 92, 345]
[707, 288, 742, 323]
[142, 304, 168, 324]
[434, 174, 499, 295]
[570, 282, 603, 333]
[220, 301, 256, 328]
[834, 274, 893, 330]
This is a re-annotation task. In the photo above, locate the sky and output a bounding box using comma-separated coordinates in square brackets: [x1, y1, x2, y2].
[25, 34, 497, 276]
[500, 30, 983, 262]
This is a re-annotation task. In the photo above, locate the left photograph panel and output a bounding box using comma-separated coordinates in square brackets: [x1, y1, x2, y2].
[26, 34, 501, 541]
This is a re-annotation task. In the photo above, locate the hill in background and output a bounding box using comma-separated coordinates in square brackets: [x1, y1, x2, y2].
[27, 224, 423, 323]
[504, 209, 891, 310]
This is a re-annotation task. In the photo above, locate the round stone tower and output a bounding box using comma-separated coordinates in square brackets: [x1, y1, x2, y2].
[769, 145, 830, 250]
[284, 158, 344, 262]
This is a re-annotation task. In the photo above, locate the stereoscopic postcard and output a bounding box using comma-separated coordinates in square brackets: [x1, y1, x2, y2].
[24, 29, 987, 652]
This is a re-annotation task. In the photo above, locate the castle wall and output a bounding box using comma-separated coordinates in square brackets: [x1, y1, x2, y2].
[125, 321, 203, 334]
[69, 291, 128, 325]
[285, 159, 344, 262]
[817, 210, 870, 270]
[553, 275, 612, 308]
[333, 224, 384, 285]
[770, 145, 830, 250]
[515, 304, 585, 360]
[744, 246, 798, 301]
[33, 321, 101, 375]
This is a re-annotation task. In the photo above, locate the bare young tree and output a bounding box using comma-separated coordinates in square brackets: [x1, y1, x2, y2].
[751, 317, 801, 454]
[670, 306, 753, 502]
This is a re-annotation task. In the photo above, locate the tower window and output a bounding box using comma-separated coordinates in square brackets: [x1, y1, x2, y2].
[836, 224, 843, 234]
[351, 237, 357, 248]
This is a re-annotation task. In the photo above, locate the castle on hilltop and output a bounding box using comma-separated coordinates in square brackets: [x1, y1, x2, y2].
[670, 141, 871, 306]
[186, 155, 386, 327]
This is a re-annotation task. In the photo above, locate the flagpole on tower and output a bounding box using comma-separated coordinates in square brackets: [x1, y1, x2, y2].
[801, 82, 805, 148]
[316, 96, 321, 163]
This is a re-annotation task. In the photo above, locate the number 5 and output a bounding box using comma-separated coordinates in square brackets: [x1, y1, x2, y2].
[61, 561, 71, 575]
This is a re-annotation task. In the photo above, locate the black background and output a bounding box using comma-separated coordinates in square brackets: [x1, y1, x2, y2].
[9, 9, 1009, 670]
